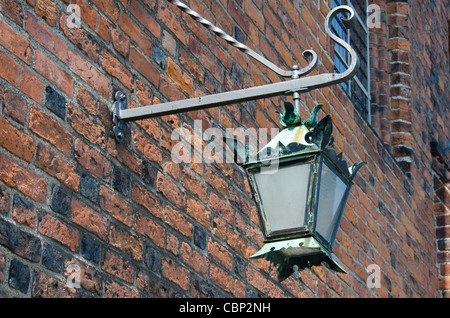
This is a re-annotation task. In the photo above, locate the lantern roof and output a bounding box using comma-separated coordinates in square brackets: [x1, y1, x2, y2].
[244, 102, 366, 181]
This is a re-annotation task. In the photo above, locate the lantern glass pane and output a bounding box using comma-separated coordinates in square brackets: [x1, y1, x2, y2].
[315, 162, 349, 244]
[253, 162, 312, 236]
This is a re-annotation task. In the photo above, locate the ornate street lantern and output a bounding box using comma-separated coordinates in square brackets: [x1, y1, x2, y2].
[242, 103, 366, 281]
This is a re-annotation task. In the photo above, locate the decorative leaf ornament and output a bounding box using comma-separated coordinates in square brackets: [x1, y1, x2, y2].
[280, 102, 324, 130]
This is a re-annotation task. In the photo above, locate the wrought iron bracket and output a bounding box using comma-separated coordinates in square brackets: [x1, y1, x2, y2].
[112, 3, 358, 142]
[113, 91, 127, 143]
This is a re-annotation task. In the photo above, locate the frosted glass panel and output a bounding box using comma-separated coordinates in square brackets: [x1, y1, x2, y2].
[253, 163, 312, 235]
[315, 162, 348, 243]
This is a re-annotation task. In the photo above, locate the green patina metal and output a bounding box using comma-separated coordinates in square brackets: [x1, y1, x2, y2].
[245, 102, 366, 180]
[242, 102, 366, 282]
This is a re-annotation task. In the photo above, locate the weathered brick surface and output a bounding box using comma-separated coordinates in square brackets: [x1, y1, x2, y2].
[0, 0, 448, 298]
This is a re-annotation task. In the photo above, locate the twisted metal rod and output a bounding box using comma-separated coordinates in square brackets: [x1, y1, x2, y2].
[167, 0, 318, 78]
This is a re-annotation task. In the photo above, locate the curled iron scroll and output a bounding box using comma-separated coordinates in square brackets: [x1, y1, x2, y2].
[167, 0, 318, 78]
[324, 5, 359, 81]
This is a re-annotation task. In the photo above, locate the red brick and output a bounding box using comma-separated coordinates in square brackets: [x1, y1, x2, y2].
[101, 50, 133, 91]
[164, 205, 192, 238]
[2, 88, 27, 125]
[71, 198, 109, 240]
[204, 165, 228, 199]
[210, 263, 234, 293]
[73, 0, 111, 41]
[130, 0, 160, 38]
[67, 102, 106, 148]
[35, 0, 57, 27]
[159, 75, 186, 102]
[25, 13, 67, 62]
[0, 51, 44, 103]
[129, 46, 159, 87]
[208, 239, 233, 271]
[35, 144, 80, 191]
[133, 129, 163, 167]
[64, 260, 102, 295]
[135, 211, 165, 248]
[0, 0, 24, 25]
[119, 13, 152, 55]
[186, 197, 211, 230]
[12, 196, 35, 228]
[106, 138, 141, 175]
[68, 50, 109, 98]
[0, 153, 47, 202]
[199, 48, 224, 84]
[109, 225, 144, 261]
[227, 0, 249, 33]
[112, 28, 130, 58]
[59, 14, 101, 62]
[101, 250, 134, 283]
[132, 182, 162, 219]
[228, 186, 251, 217]
[244, 0, 264, 32]
[136, 271, 167, 297]
[104, 279, 139, 298]
[38, 213, 79, 251]
[388, 38, 411, 51]
[167, 233, 180, 255]
[161, 257, 190, 290]
[156, 171, 186, 210]
[32, 271, 77, 298]
[181, 169, 208, 203]
[91, 0, 118, 22]
[34, 50, 74, 97]
[180, 241, 209, 277]
[0, 116, 35, 163]
[74, 139, 111, 181]
[0, 188, 9, 215]
[157, 1, 186, 42]
[29, 106, 72, 157]
[0, 20, 31, 64]
[209, 192, 234, 225]
[76, 84, 97, 115]
[246, 265, 267, 293]
[179, 46, 204, 84]
[99, 185, 133, 227]
[167, 57, 194, 97]
[226, 227, 248, 257]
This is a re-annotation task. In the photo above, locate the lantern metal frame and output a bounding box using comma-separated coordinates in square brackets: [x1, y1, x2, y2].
[240, 108, 366, 280]
[245, 151, 353, 249]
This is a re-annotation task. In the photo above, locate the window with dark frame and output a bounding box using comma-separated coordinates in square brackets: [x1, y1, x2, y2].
[332, 0, 370, 122]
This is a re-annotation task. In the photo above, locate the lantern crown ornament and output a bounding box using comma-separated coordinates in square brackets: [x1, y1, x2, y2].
[242, 103, 366, 282]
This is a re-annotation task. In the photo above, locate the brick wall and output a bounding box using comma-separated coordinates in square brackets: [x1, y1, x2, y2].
[0, 0, 448, 298]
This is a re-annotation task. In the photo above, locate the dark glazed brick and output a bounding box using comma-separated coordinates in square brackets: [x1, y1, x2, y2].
[50, 185, 71, 216]
[0, 218, 41, 262]
[81, 234, 100, 263]
[112, 166, 131, 196]
[193, 225, 207, 250]
[79, 174, 100, 203]
[45, 86, 67, 119]
[0, 187, 10, 214]
[8, 259, 30, 294]
[42, 243, 65, 273]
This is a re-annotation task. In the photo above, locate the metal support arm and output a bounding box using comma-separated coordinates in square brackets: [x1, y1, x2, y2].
[112, 4, 358, 142]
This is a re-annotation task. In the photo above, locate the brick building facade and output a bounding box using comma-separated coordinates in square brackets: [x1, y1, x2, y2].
[0, 0, 448, 298]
